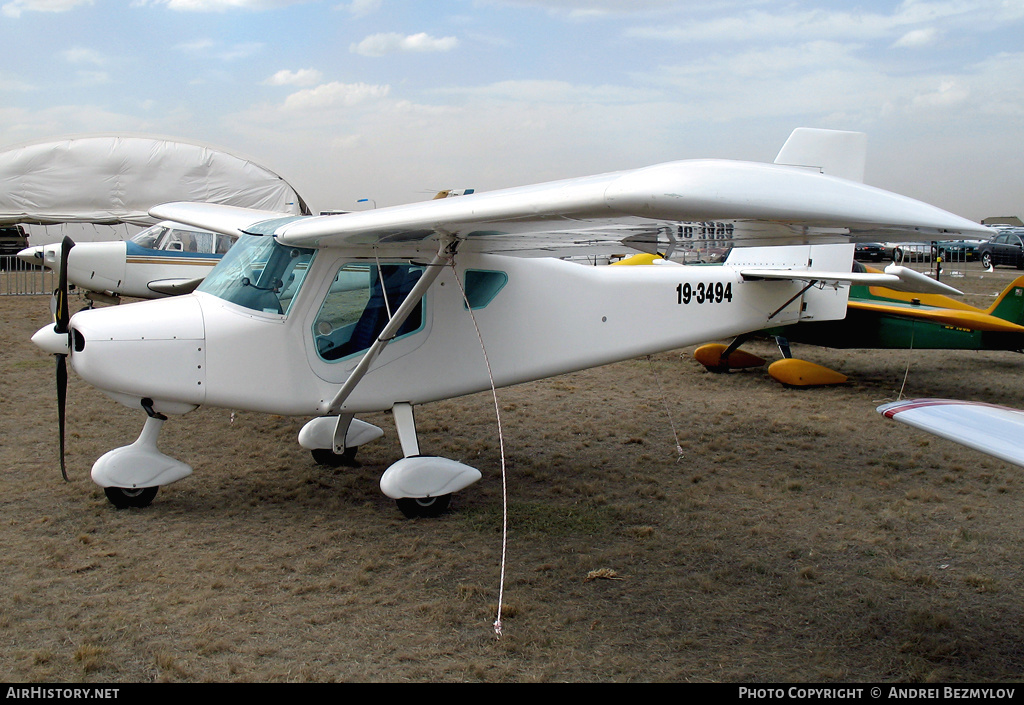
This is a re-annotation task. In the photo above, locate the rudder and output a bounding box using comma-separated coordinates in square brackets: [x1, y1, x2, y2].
[987, 276, 1024, 325]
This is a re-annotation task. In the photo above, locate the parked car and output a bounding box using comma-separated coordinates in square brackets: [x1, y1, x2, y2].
[854, 242, 886, 261]
[887, 242, 932, 262]
[933, 239, 981, 262]
[0, 224, 29, 270]
[978, 229, 1024, 269]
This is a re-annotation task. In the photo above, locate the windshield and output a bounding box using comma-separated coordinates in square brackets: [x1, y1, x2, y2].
[197, 234, 315, 315]
[131, 224, 233, 254]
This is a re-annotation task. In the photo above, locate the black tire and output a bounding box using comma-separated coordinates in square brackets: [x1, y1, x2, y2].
[982, 252, 993, 269]
[395, 494, 451, 518]
[104, 486, 158, 509]
[311, 446, 359, 467]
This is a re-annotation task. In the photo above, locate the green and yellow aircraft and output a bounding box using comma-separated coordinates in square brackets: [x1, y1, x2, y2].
[695, 266, 1024, 385]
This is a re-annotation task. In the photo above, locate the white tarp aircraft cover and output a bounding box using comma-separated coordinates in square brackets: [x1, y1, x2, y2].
[0, 134, 310, 225]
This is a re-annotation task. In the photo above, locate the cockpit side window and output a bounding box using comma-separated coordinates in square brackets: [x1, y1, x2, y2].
[314, 263, 425, 361]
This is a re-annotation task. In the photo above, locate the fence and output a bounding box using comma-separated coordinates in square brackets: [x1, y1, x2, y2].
[0, 256, 55, 295]
[890, 242, 974, 280]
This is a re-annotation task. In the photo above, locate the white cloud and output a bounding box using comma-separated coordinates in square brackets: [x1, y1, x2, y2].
[281, 81, 390, 110]
[2, 0, 91, 17]
[74, 70, 111, 86]
[216, 42, 263, 61]
[265, 68, 324, 86]
[175, 38, 216, 54]
[337, 0, 379, 16]
[173, 38, 262, 61]
[62, 47, 107, 65]
[893, 27, 942, 48]
[496, 0, 678, 18]
[0, 104, 151, 144]
[912, 78, 970, 108]
[438, 79, 659, 105]
[134, 0, 310, 10]
[350, 32, 459, 57]
[0, 72, 34, 91]
[626, 1, 1024, 45]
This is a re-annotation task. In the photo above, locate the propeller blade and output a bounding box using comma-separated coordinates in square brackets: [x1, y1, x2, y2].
[57, 354, 68, 482]
[54, 236, 74, 334]
[54, 236, 74, 481]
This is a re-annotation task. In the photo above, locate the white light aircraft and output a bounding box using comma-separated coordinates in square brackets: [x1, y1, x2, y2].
[19, 221, 233, 303]
[32, 128, 990, 515]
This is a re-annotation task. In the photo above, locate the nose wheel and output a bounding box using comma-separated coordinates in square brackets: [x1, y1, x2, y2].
[395, 494, 451, 518]
[103, 486, 158, 509]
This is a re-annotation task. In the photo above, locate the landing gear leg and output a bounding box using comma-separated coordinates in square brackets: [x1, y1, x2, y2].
[774, 335, 793, 359]
[91, 404, 193, 508]
[380, 402, 480, 518]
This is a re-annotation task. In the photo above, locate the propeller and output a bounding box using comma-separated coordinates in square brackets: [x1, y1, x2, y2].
[52, 236, 75, 481]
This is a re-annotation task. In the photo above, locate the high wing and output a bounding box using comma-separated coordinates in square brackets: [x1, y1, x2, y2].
[878, 399, 1024, 467]
[151, 157, 988, 257]
[148, 203, 298, 239]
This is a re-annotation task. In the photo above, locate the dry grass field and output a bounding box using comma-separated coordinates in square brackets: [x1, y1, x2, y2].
[2, 261, 1023, 683]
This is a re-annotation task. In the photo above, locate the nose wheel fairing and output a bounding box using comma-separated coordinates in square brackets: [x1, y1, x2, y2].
[91, 416, 193, 491]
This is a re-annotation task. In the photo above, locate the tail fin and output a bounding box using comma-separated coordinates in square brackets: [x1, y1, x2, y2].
[986, 276, 1024, 324]
[775, 128, 867, 183]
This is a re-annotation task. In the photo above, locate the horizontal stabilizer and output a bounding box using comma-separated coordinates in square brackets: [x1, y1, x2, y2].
[740, 264, 962, 297]
[879, 399, 1024, 468]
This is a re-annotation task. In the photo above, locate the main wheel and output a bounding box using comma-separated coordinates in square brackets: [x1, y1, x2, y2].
[311, 446, 359, 467]
[982, 252, 993, 269]
[104, 486, 158, 509]
[395, 494, 451, 518]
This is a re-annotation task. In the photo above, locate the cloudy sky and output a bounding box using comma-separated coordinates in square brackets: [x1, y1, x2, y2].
[2, 0, 1022, 223]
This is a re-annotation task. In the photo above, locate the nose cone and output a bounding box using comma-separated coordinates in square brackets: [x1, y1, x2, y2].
[18, 244, 59, 269]
[31, 324, 69, 355]
[69, 295, 208, 408]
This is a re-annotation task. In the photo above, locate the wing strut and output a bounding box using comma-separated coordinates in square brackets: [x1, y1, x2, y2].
[319, 238, 457, 415]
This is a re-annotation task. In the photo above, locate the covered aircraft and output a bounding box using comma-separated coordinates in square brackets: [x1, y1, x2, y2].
[1, 134, 310, 301]
[30, 128, 990, 515]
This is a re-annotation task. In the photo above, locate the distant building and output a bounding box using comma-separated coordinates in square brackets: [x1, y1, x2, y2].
[982, 216, 1023, 227]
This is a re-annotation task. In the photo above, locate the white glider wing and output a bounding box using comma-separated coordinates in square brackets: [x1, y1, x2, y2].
[878, 399, 1024, 468]
[152, 157, 988, 257]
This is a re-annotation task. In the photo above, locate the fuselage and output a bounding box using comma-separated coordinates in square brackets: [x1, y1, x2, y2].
[64, 236, 834, 418]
